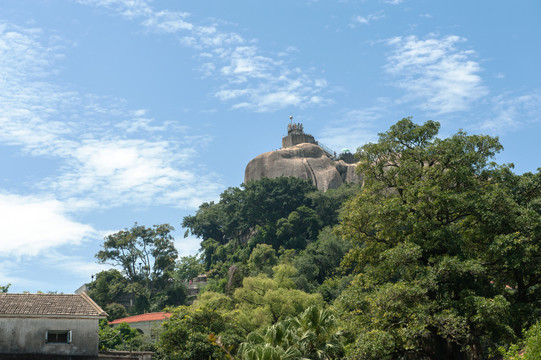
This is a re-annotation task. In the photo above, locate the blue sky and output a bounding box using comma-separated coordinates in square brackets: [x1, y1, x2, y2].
[1, 0, 540, 293]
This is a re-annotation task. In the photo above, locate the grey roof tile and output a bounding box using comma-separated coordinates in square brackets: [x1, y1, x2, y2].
[0, 293, 107, 317]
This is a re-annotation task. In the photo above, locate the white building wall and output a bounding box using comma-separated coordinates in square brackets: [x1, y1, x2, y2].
[0, 317, 99, 356]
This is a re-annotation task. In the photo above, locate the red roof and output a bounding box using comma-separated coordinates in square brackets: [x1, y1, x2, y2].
[109, 312, 172, 325]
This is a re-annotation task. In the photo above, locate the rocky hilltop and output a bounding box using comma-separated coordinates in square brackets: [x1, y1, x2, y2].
[244, 121, 362, 191]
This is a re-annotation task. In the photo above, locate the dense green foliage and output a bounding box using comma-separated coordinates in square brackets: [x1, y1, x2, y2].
[86, 118, 541, 359]
[293, 227, 350, 294]
[159, 305, 241, 360]
[183, 177, 359, 279]
[237, 306, 344, 360]
[501, 322, 541, 360]
[176, 254, 205, 282]
[98, 319, 153, 351]
[336, 118, 541, 359]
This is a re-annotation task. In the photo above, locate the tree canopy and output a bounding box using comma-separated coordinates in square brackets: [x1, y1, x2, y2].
[336, 118, 541, 359]
[90, 223, 185, 314]
[182, 176, 359, 280]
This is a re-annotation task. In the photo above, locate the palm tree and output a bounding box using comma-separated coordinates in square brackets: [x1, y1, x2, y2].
[236, 343, 301, 360]
[292, 306, 344, 360]
[236, 306, 344, 360]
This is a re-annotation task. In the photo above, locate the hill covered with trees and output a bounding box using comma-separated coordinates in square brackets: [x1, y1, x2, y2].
[86, 118, 541, 359]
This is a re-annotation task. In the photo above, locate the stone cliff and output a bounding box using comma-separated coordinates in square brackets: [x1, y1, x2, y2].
[244, 121, 362, 191]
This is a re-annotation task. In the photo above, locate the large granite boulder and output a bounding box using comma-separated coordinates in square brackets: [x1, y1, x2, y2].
[244, 143, 361, 191]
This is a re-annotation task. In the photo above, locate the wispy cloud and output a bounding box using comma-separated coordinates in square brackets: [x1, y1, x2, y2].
[77, 0, 329, 112]
[351, 12, 385, 26]
[45, 139, 221, 209]
[480, 90, 541, 133]
[385, 34, 488, 114]
[0, 24, 76, 156]
[42, 250, 111, 278]
[0, 23, 222, 213]
[383, 0, 404, 4]
[318, 106, 386, 151]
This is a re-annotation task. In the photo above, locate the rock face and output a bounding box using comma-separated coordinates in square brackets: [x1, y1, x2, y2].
[244, 143, 361, 191]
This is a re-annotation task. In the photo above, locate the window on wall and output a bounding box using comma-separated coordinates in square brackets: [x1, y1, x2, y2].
[46, 330, 72, 344]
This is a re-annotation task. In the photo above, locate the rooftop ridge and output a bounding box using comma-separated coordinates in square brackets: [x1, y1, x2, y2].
[81, 292, 108, 317]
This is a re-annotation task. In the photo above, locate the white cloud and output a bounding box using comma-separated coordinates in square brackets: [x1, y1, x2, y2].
[480, 90, 541, 133]
[142, 10, 193, 32]
[351, 12, 385, 26]
[0, 24, 76, 156]
[0, 193, 96, 257]
[42, 250, 111, 278]
[174, 236, 201, 257]
[385, 35, 488, 114]
[0, 23, 223, 211]
[45, 139, 221, 208]
[318, 107, 385, 151]
[76, 0, 153, 19]
[77, 0, 329, 112]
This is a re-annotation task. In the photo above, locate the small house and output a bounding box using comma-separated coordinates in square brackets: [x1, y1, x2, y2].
[109, 312, 171, 342]
[0, 293, 107, 358]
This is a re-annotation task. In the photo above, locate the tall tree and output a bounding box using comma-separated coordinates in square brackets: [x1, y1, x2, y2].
[96, 223, 178, 290]
[87, 269, 128, 309]
[94, 223, 182, 313]
[336, 118, 528, 359]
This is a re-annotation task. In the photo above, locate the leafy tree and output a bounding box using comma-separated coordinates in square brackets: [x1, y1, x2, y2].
[97, 223, 178, 289]
[233, 265, 323, 333]
[289, 306, 344, 359]
[237, 321, 302, 360]
[105, 302, 128, 321]
[237, 343, 301, 360]
[481, 168, 541, 333]
[175, 255, 205, 282]
[0, 283, 10, 293]
[248, 244, 278, 276]
[336, 118, 522, 359]
[149, 279, 188, 312]
[87, 269, 128, 309]
[308, 183, 362, 227]
[318, 275, 354, 303]
[501, 322, 541, 360]
[99, 319, 145, 351]
[182, 177, 360, 295]
[90, 224, 185, 314]
[275, 205, 322, 250]
[159, 305, 243, 360]
[294, 227, 351, 293]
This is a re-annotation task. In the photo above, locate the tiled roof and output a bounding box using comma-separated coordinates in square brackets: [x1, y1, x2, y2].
[109, 312, 172, 325]
[0, 293, 107, 317]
